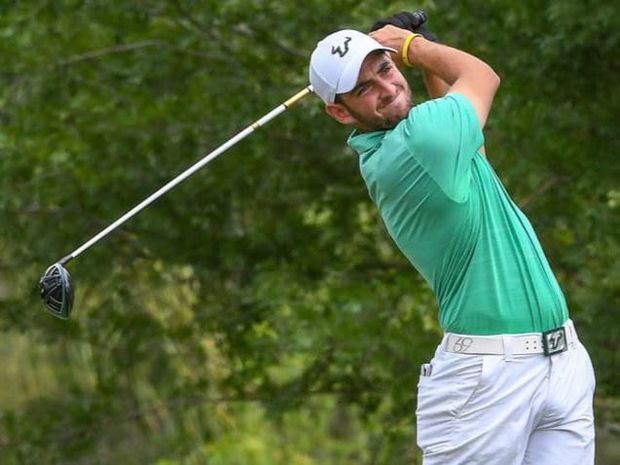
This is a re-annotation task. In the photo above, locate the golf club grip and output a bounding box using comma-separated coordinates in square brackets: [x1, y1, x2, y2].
[286, 86, 315, 107]
[61, 85, 315, 262]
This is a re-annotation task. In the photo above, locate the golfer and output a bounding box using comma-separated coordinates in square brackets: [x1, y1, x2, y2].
[308, 13, 595, 465]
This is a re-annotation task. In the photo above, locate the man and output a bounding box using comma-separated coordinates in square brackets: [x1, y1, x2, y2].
[308, 12, 595, 465]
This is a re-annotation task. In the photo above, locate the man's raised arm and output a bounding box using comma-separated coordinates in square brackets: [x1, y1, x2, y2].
[370, 25, 500, 127]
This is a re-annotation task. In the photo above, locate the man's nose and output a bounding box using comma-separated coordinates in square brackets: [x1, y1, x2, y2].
[376, 78, 396, 101]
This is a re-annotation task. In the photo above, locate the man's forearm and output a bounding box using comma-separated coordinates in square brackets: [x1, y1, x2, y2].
[407, 38, 497, 88]
[423, 71, 451, 99]
[407, 37, 500, 126]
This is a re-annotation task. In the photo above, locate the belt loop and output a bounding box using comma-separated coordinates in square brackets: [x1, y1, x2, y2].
[441, 334, 450, 352]
[567, 320, 578, 348]
[502, 336, 513, 361]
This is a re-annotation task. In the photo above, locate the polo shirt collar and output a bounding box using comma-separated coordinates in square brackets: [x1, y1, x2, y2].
[347, 129, 387, 156]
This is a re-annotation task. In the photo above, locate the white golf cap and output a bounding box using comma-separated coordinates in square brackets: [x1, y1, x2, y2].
[309, 29, 396, 104]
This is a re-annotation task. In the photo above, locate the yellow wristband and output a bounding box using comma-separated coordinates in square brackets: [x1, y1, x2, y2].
[401, 33, 421, 67]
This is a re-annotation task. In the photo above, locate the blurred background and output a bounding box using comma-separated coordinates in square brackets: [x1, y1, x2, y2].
[0, 0, 618, 463]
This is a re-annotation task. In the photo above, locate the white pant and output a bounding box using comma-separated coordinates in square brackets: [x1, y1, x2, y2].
[416, 328, 596, 464]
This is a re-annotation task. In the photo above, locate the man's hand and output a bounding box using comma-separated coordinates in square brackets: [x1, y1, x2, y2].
[370, 11, 449, 99]
[370, 11, 439, 43]
[369, 25, 412, 67]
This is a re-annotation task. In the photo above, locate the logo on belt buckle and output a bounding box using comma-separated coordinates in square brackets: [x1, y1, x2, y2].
[542, 327, 567, 356]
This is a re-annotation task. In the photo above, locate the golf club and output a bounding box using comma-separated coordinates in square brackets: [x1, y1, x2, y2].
[39, 85, 314, 319]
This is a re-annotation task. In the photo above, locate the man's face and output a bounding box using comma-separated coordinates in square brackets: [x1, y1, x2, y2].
[326, 51, 413, 132]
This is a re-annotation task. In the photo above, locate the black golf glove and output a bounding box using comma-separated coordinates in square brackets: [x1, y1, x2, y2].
[370, 10, 439, 43]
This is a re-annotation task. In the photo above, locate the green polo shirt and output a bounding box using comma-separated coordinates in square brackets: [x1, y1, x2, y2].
[348, 93, 568, 335]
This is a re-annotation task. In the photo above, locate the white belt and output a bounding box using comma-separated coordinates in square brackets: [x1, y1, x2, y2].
[442, 320, 578, 356]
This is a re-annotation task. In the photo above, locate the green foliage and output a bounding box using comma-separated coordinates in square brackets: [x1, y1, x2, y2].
[0, 1, 619, 463]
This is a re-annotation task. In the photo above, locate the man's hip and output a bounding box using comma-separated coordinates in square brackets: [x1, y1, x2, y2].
[416, 320, 595, 464]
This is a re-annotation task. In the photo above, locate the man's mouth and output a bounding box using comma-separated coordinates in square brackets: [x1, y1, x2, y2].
[380, 87, 406, 108]
[379, 92, 401, 111]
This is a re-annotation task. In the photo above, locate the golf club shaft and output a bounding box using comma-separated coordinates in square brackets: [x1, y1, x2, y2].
[59, 85, 314, 266]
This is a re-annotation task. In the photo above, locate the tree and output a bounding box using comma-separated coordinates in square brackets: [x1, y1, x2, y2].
[1, 1, 618, 463]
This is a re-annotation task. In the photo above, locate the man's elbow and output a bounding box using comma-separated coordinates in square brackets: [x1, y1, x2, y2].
[486, 67, 501, 94]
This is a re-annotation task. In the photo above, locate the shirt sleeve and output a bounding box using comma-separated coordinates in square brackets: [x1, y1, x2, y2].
[399, 92, 484, 202]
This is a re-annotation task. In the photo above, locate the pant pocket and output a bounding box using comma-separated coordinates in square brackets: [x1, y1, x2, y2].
[415, 352, 486, 454]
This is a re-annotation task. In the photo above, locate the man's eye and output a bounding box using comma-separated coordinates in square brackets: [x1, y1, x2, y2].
[356, 85, 369, 96]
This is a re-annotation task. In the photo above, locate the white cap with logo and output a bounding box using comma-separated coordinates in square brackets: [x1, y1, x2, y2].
[309, 29, 396, 104]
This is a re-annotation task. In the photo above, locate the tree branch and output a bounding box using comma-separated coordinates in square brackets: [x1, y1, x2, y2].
[169, 0, 304, 59]
[0, 387, 368, 450]
[231, 23, 306, 59]
[518, 175, 568, 208]
[57, 40, 165, 66]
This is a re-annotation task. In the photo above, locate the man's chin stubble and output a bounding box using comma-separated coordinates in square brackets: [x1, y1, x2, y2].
[376, 102, 414, 130]
[342, 98, 413, 132]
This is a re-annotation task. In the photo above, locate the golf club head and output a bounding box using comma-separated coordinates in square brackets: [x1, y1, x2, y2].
[39, 263, 74, 319]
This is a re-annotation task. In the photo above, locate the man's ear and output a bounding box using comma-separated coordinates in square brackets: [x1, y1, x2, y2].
[325, 102, 357, 125]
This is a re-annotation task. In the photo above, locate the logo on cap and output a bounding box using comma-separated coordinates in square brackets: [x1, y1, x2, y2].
[331, 37, 351, 58]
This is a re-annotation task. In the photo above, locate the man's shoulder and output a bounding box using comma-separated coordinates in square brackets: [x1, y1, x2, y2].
[358, 130, 427, 195]
[402, 93, 473, 127]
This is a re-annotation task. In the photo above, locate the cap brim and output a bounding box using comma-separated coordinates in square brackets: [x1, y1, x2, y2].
[336, 46, 396, 96]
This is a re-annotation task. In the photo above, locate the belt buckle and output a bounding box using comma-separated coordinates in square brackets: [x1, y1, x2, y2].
[542, 326, 568, 356]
